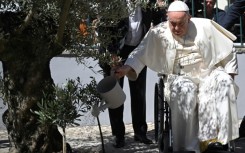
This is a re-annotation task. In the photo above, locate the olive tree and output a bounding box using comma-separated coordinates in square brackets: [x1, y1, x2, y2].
[0, 0, 132, 152]
[0, 0, 155, 152]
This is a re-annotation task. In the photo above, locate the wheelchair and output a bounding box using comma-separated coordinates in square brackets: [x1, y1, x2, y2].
[154, 73, 173, 153]
[153, 73, 236, 153]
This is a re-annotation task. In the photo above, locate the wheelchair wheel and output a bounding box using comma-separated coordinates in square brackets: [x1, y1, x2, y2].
[164, 91, 173, 153]
[159, 129, 171, 153]
[227, 140, 236, 152]
[154, 78, 165, 151]
[154, 83, 159, 142]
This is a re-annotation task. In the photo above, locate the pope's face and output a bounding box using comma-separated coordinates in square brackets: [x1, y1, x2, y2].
[168, 11, 190, 37]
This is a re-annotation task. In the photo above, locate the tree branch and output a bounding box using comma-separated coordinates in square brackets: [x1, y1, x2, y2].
[16, 8, 35, 34]
[56, 0, 73, 44]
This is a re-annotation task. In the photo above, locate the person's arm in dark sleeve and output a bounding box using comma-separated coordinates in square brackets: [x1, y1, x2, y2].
[219, 0, 245, 30]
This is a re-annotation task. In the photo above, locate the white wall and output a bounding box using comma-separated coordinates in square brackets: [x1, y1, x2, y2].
[49, 54, 245, 125]
[217, 0, 229, 10]
[1, 54, 245, 129]
[49, 55, 245, 126]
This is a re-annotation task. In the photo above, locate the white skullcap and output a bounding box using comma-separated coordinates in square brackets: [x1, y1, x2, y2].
[168, 1, 189, 12]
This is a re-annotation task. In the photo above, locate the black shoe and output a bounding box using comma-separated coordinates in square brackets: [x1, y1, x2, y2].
[207, 142, 225, 151]
[113, 137, 125, 148]
[134, 134, 153, 144]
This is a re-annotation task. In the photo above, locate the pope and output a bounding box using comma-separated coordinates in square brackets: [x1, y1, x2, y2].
[114, 1, 239, 153]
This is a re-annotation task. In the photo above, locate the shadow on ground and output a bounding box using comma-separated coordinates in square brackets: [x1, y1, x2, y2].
[1, 128, 245, 153]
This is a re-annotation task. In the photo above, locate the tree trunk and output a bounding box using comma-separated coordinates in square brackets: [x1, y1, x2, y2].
[1, 35, 64, 152]
[62, 127, 67, 153]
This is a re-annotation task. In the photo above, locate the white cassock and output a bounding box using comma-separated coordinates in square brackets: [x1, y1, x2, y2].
[124, 18, 239, 153]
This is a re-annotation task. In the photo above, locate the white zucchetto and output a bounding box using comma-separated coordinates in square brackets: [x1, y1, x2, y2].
[168, 1, 189, 12]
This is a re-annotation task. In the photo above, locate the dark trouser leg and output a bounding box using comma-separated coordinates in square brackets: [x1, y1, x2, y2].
[108, 76, 125, 139]
[99, 56, 126, 139]
[129, 66, 147, 135]
[108, 104, 125, 138]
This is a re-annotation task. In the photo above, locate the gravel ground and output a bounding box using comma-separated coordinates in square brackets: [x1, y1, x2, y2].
[0, 123, 159, 153]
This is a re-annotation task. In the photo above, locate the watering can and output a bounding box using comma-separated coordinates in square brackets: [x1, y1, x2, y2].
[91, 76, 126, 117]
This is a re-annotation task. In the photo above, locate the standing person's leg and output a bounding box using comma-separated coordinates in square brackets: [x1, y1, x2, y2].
[108, 105, 125, 148]
[108, 76, 126, 148]
[169, 75, 200, 153]
[99, 57, 126, 148]
[129, 67, 150, 141]
[119, 45, 152, 144]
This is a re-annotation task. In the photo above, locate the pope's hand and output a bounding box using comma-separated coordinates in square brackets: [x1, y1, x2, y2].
[114, 65, 133, 79]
